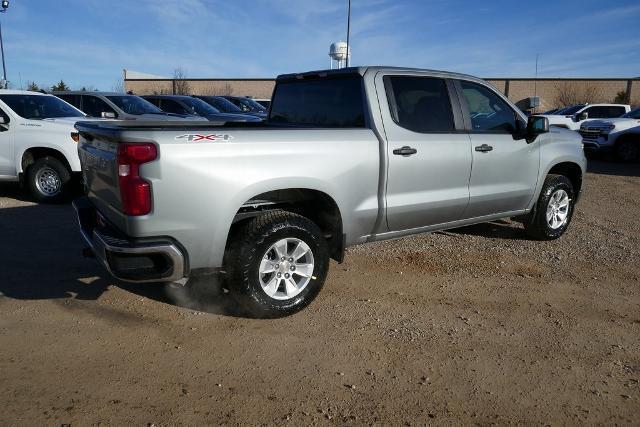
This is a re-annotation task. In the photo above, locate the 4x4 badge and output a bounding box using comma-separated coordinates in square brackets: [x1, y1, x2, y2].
[175, 134, 233, 142]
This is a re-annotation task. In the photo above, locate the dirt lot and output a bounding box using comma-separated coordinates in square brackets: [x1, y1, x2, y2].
[1, 160, 639, 426]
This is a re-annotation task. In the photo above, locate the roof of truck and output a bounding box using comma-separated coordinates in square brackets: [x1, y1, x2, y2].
[276, 66, 484, 82]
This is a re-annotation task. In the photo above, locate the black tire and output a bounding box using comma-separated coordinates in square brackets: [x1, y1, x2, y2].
[615, 139, 639, 163]
[26, 156, 71, 203]
[224, 210, 330, 318]
[523, 174, 575, 240]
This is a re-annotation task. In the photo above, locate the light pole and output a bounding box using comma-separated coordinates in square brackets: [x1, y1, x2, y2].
[0, 0, 9, 89]
[345, 0, 351, 67]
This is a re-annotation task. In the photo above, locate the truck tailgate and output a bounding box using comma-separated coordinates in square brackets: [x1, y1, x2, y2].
[78, 137, 123, 214]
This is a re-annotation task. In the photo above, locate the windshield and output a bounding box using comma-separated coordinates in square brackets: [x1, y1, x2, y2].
[200, 96, 243, 113]
[558, 104, 586, 115]
[622, 107, 640, 119]
[238, 97, 266, 112]
[106, 95, 162, 115]
[0, 94, 84, 119]
[179, 97, 220, 115]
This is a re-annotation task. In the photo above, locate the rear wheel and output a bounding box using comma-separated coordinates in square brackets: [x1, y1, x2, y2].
[523, 174, 575, 240]
[616, 139, 639, 162]
[26, 156, 71, 203]
[224, 210, 329, 318]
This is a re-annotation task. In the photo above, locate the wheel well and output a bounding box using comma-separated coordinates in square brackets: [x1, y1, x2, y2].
[21, 148, 72, 175]
[548, 162, 583, 198]
[230, 189, 345, 262]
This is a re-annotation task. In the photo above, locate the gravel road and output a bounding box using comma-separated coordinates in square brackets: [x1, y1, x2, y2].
[0, 159, 638, 425]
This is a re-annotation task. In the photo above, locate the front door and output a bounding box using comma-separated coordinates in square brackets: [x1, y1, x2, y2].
[378, 73, 472, 231]
[457, 80, 540, 218]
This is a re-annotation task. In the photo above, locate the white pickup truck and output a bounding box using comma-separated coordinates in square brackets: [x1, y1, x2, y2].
[0, 90, 93, 201]
[537, 103, 630, 130]
[579, 106, 640, 161]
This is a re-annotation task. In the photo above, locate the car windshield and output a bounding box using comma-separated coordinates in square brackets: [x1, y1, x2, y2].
[179, 97, 220, 115]
[558, 104, 586, 115]
[239, 97, 266, 111]
[622, 107, 640, 119]
[0, 94, 84, 119]
[201, 96, 243, 113]
[106, 95, 163, 115]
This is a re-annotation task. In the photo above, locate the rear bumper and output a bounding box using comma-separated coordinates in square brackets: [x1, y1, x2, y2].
[73, 197, 186, 283]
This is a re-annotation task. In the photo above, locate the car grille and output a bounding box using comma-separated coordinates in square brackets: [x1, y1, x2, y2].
[579, 129, 601, 141]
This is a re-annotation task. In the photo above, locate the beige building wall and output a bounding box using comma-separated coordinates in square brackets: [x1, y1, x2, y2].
[126, 77, 640, 108]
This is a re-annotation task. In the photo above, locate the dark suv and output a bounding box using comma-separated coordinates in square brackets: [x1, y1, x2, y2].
[142, 95, 261, 122]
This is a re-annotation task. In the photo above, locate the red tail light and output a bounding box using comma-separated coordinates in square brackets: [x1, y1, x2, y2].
[117, 143, 157, 216]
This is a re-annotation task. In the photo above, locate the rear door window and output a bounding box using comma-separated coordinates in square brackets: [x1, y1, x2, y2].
[160, 99, 188, 114]
[58, 94, 81, 109]
[384, 76, 454, 132]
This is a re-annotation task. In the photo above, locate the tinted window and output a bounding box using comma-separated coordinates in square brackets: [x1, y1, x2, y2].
[270, 76, 365, 127]
[607, 106, 626, 118]
[385, 76, 454, 132]
[58, 94, 81, 109]
[160, 99, 188, 114]
[144, 97, 161, 107]
[106, 96, 162, 115]
[460, 81, 517, 133]
[0, 95, 84, 119]
[179, 97, 220, 115]
[82, 95, 116, 118]
[559, 104, 586, 115]
[201, 96, 243, 113]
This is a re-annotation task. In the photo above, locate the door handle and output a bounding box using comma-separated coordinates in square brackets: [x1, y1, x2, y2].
[393, 146, 418, 157]
[474, 144, 493, 153]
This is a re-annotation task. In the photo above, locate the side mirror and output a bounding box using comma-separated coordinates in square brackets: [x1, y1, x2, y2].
[578, 112, 588, 121]
[526, 116, 549, 142]
[0, 115, 7, 131]
[101, 111, 116, 119]
[0, 116, 5, 124]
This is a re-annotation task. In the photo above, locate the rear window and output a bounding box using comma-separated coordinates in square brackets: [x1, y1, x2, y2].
[270, 76, 365, 127]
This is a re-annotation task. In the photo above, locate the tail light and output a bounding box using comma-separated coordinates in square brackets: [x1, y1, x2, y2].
[117, 143, 157, 216]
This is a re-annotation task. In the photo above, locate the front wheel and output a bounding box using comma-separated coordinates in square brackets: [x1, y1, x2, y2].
[523, 174, 575, 240]
[26, 156, 71, 203]
[224, 210, 330, 318]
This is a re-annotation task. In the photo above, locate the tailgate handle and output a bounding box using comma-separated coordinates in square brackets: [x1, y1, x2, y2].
[475, 144, 493, 153]
[393, 146, 418, 157]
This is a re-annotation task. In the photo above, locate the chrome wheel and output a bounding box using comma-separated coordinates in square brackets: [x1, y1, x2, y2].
[35, 167, 62, 197]
[258, 238, 315, 300]
[546, 189, 570, 229]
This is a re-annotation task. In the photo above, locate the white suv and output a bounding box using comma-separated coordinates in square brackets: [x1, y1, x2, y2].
[0, 90, 95, 201]
[579, 107, 640, 161]
[538, 103, 630, 130]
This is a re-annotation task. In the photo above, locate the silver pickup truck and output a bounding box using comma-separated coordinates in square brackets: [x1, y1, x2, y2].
[73, 66, 586, 317]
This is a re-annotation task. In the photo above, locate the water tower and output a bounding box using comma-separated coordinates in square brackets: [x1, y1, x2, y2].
[329, 41, 351, 69]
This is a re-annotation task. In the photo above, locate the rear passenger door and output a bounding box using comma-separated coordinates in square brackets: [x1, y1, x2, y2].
[457, 80, 540, 218]
[379, 73, 472, 231]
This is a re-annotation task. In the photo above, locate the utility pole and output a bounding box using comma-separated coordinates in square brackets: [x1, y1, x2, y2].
[0, 0, 9, 89]
[345, 0, 351, 67]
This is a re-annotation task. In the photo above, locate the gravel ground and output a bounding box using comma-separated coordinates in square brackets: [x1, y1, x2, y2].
[0, 159, 639, 425]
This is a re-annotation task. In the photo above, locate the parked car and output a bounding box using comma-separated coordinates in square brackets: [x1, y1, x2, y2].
[222, 96, 267, 119]
[74, 66, 586, 317]
[579, 106, 640, 161]
[142, 95, 261, 123]
[253, 98, 271, 109]
[193, 95, 260, 118]
[54, 91, 206, 121]
[537, 103, 630, 130]
[0, 90, 96, 201]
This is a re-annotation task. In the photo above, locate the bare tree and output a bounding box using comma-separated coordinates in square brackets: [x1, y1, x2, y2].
[173, 68, 191, 95]
[218, 82, 234, 96]
[553, 82, 603, 107]
[198, 83, 234, 96]
[112, 79, 125, 93]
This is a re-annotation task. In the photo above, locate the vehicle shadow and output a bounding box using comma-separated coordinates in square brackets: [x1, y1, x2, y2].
[587, 158, 640, 177]
[447, 219, 529, 240]
[0, 202, 246, 318]
[0, 182, 33, 203]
